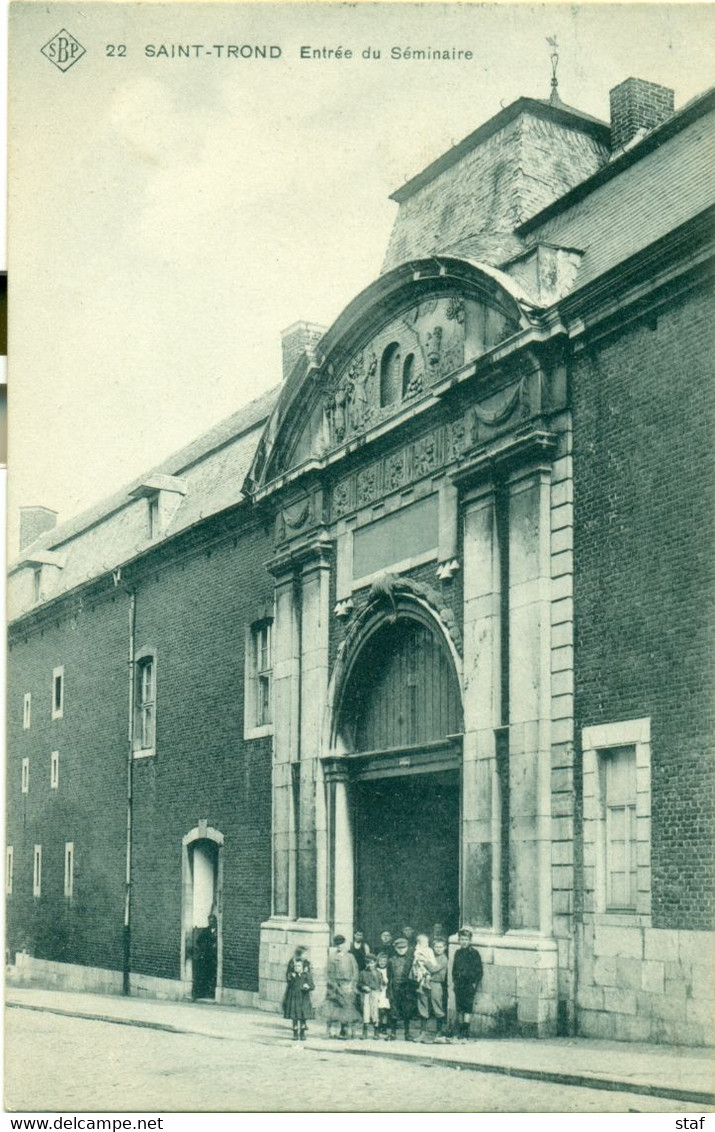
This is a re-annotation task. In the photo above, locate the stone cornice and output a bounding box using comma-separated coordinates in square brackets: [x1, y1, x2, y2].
[451, 424, 558, 491]
[252, 324, 567, 508]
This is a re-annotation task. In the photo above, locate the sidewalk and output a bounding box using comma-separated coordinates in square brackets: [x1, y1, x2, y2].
[7, 985, 714, 1106]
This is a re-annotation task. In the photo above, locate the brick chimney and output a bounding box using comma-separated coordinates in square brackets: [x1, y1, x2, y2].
[19, 506, 57, 552]
[610, 78, 674, 149]
[281, 321, 326, 381]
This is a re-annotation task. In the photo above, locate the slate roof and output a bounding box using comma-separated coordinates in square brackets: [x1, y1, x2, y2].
[390, 96, 610, 204]
[519, 89, 715, 292]
[9, 385, 279, 619]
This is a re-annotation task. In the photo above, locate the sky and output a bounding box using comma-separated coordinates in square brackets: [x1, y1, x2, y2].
[8, 1, 715, 551]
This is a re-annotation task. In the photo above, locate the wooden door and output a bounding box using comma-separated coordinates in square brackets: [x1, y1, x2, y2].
[354, 769, 460, 952]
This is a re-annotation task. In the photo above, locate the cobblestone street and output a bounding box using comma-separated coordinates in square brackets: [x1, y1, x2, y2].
[5, 1004, 710, 1114]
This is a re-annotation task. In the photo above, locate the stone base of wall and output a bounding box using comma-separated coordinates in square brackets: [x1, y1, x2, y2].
[464, 932, 559, 1038]
[259, 918, 331, 1008]
[7, 952, 258, 1008]
[577, 923, 714, 1047]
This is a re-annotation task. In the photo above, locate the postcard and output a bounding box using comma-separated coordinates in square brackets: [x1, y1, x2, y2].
[6, 1, 714, 1117]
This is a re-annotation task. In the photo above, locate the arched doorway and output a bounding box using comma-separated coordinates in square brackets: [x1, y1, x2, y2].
[328, 606, 463, 947]
[181, 826, 223, 1001]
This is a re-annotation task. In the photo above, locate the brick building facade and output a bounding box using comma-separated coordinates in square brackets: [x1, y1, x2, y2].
[7, 77, 714, 1044]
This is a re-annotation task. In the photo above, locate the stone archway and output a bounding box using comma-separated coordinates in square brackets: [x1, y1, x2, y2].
[323, 585, 464, 945]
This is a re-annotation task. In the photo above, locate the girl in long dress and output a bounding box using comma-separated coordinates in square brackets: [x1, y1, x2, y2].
[282, 946, 315, 1041]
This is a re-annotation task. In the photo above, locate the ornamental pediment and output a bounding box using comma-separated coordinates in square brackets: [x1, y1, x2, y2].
[246, 258, 536, 495]
[286, 291, 519, 471]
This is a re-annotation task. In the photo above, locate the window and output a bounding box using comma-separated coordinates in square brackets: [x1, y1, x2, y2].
[52, 666, 64, 720]
[402, 352, 416, 398]
[64, 842, 74, 898]
[33, 567, 42, 603]
[604, 748, 637, 911]
[33, 845, 42, 897]
[23, 692, 31, 730]
[6, 847, 13, 896]
[245, 620, 273, 738]
[148, 496, 160, 539]
[21, 758, 29, 794]
[380, 342, 402, 407]
[255, 622, 272, 727]
[51, 750, 59, 790]
[582, 718, 651, 921]
[134, 651, 156, 756]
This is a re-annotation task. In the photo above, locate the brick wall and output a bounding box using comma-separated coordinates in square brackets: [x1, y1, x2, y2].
[7, 512, 275, 995]
[572, 283, 715, 931]
[7, 595, 129, 970]
[129, 519, 274, 992]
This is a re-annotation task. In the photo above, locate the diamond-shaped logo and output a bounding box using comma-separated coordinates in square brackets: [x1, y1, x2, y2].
[41, 29, 86, 73]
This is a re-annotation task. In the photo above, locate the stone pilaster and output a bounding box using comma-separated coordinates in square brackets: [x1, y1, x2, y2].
[462, 481, 502, 929]
[507, 462, 553, 934]
[270, 571, 300, 918]
[298, 549, 331, 921]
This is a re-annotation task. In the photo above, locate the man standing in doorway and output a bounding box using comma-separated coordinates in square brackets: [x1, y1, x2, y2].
[451, 927, 482, 1041]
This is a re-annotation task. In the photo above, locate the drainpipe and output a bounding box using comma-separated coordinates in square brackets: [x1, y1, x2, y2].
[123, 586, 136, 995]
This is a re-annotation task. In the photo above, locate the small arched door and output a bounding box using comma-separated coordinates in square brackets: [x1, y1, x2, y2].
[181, 827, 223, 1000]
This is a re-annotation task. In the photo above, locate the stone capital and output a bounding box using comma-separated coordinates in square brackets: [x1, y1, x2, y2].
[267, 531, 334, 579]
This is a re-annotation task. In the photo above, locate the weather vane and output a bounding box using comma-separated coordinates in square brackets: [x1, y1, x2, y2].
[547, 36, 560, 105]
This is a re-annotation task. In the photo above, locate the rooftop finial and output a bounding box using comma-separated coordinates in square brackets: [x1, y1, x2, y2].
[547, 36, 560, 105]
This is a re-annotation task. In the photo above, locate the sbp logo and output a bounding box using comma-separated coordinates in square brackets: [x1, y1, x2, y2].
[41, 29, 86, 72]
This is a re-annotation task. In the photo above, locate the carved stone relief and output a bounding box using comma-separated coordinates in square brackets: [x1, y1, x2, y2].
[319, 291, 517, 454]
[329, 361, 551, 523]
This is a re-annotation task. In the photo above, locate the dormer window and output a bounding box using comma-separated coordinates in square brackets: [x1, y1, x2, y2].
[148, 496, 160, 539]
[16, 549, 66, 605]
[129, 474, 188, 542]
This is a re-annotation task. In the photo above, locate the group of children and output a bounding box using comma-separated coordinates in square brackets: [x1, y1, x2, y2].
[282, 925, 483, 1043]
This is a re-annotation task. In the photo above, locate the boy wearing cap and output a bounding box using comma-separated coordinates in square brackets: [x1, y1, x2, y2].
[452, 927, 483, 1040]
